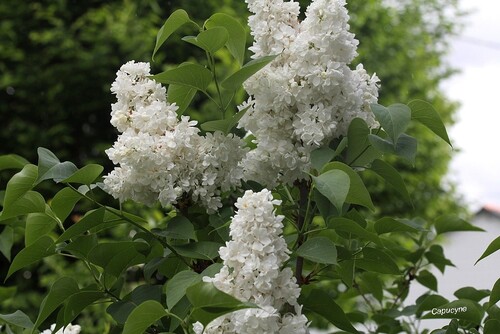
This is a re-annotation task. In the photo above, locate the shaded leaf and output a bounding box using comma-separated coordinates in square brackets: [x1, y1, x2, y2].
[152, 63, 212, 93]
[122, 300, 167, 334]
[167, 84, 197, 115]
[62, 164, 103, 185]
[370, 159, 411, 204]
[454, 287, 490, 302]
[416, 294, 449, 315]
[173, 241, 221, 260]
[186, 282, 255, 327]
[200, 106, 249, 134]
[484, 319, 500, 334]
[50, 187, 82, 222]
[416, 270, 438, 292]
[0, 226, 14, 261]
[345, 118, 381, 166]
[356, 247, 400, 275]
[328, 218, 381, 245]
[0, 310, 33, 329]
[371, 103, 411, 143]
[165, 216, 196, 240]
[221, 55, 277, 90]
[0, 154, 29, 171]
[312, 169, 350, 212]
[25, 213, 57, 246]
[296, 237, 337, 265]
[7, 236, 55, 279]
[300, 288, 359, 334]
[165, 270, 201, 309]
[374, 217, 425, 235]
[422, 299, 484, 324]
[63, 290, 104, 324]
[476, 236, 500, 264]
[205, 13, 246, 65]
[435, 215, 484, 235]
[183, 27, 229, 54]
[34, 277, 80, 330]
[490, 277, 500, 307]
[425, 245, 454, 273]
[56, 208, 106, 242]
[408, 99, 451, 146]
[322, 162, 374, 210]
[153, 9, 197, 60]
[311, 147, 336, 171]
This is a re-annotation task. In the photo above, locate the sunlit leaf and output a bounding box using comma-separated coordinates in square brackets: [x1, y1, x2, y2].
[205, 13, 246, 65]
[153, 9, 198, 60]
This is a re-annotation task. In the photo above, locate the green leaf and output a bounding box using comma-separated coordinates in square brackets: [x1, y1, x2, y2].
[435, 215, 484, 235]
[312, 169, 350, 212]
[394, 134, 418, 163]
[50, 187, 82, 222]
[371, 103, 411, 143]
[408, 99, 451, 146]
[322, 162, 374, 211]
[296, 237, 337, 265]
[416, 294, 449, 315]
[25, 213, 57, 246]
[56, 208, 106, 242]
[173, 241, 222, 260]
[7, 235, 55, 279]
[200, 105, 249, 134]
[0, 190, 46, 220]
[476, 235, 500, 264]
[425, 245, 454, 273]
[63, 234, 98, 259]
[165, 216, 196, 240]
[62, 164, 103, 185]
[454, 287, 490, 302]
[370, 159, 411, 204]
[183, 27, 229, 54]
[0, 226, 14, 261]
[221, 55, 277, 90]
[310, 147, 336, 171]
[484, 319, 500, 334]
[165, 270, 201, 309]
[122, 300, 167, 334]
[152, 63, 212, 93]
[444, 319, 459, 334]
[0, 154, 29, 171]
[63, 290, 105, 324]
[416, 270, 438, 291]
[345, 118, 381, 166]
[0, 310, 34, 329]
[34, 277, 80, 330]
[422, 299, 484, 324]
[374, 217, 425, 235]
[300, 288, 359, 334]
[328, 218, 381, 245]
[0, 286, 16, 301]
[88, 241, 147, 277]
[358, 272, 384, 302]
[356, 247, 400, 274]
[153, 9, 197, 60]
[107, 285, 163, 325]
[167, 84, 197, 115]
[3, 164, 37, 207]
[36, 147, 78, 184]
[490, 277, 500, 307]
[186, 282, 255, 327]
[205, 13, 246, 65]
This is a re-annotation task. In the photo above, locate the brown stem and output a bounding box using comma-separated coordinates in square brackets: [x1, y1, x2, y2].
[295, 180, 310, 285]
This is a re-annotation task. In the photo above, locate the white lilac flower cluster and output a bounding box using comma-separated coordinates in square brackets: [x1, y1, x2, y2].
[41, 324, 81, 334]
[239, 0, 380, 186]
[194, 189, 309, 334]
[103, 61, 247, 212]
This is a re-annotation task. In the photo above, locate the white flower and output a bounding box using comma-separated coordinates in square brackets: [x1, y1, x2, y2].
[104, 61, 247, 212]
[196, 190, 309, 333]
[41, 323, 81, 334]
[240, 0, 380, 186]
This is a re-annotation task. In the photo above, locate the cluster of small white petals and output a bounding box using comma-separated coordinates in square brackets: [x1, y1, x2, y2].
[41, 324, 81, 334]
[194, 190, 309, 334]
[104, 61, 247, 212]
[240, 0, 380, 186]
